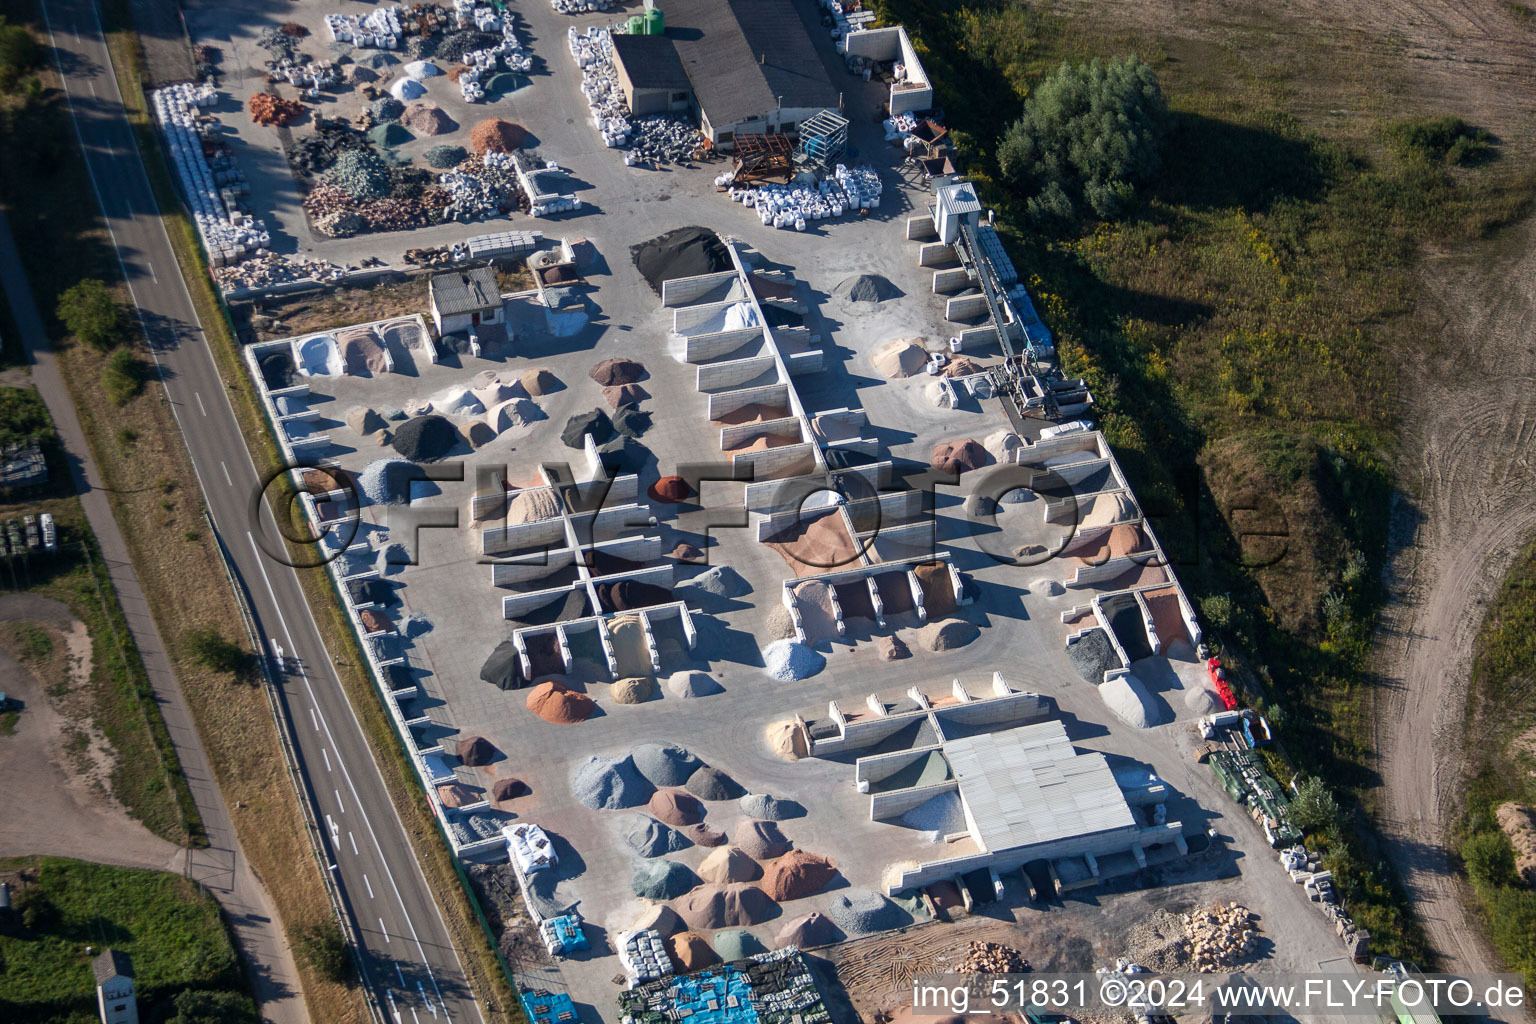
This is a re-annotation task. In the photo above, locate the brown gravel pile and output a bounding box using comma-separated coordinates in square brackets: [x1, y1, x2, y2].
[589, 358, 647, 386]
[457, 735, 497, 766]
[436, 783, 478, 808]
[249, 92, 306, 126]
[524, 681, 596, 724]
[931, 438, 990, 475]
[674, 883, 776, 929]
[603, 383, 649, 408]
[471, 117, 528, 153]
[401, 102, 456, 135]
[761, 850, 836, 901]
[648, 788, 705, 826]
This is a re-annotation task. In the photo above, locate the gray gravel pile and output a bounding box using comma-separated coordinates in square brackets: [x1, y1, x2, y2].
[571, 754, 654, 810]
[901, 792, 967, 839]
[612, 405, 651, 438]
[358, 458, 417, 505]
[665, 671, 724, 699]
[561, 409, 613, 449]
[597, 436, 648, 474]
[632, 743, 702, 787]
[371, 96, 404, 121]
[738, 793, 803, 821]
[424, 144, 468, 169]
[631, 859, 700, 900]
[835, 273, 900, 304]
[733, 820, 791, 859]
[323, 148, 392, 201]
[826, 890, 912, 935]
[679, 566, 751, 599]
[687, 767, 745, 801]
[1066, 627, 1123, 682]
[624, 815, 693, 858]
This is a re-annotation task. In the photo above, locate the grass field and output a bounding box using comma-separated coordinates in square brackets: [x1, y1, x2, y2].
[0, 856, 255, 1024]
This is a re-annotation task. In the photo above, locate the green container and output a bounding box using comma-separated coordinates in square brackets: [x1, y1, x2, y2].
[627, 14, 645, 34]
[645, 7, 664, 34]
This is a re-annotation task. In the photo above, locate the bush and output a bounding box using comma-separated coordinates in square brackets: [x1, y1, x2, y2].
[1201, 593, 1233, 631]
[1487, 886, 1536, 980]
[0, 18, 38, 87]
[184, 628, 249, 677]
[998, 55, 1166, 223]
[1381, 115, 1494, 166]
[56, 279, 121, 350]
[295, 920, 351, 984]
[166, 988, 258, 1024]
[1462, 830, 1517, 890]
[0, 385, 57, 450]
[102, 348, 148, 406]
[1290, 775, 1342, 833]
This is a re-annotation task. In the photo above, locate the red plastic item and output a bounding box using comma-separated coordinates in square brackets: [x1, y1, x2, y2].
[1207, 656, 1238, 711]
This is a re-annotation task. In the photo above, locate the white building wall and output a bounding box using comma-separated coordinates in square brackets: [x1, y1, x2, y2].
[97, 981, 139, 1024]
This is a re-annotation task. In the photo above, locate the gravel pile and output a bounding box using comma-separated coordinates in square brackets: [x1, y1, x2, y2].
[1184, 685, 1222, 713]
[371, 96, 405, 121]
[632, 742, 702, 787]
[674, 883, 776, 929]
[931, 438, 991, 475]
[471, 117, 527, 153]
[877, 634, 911, 660]
[369, 122, 413, 148]
[761, 850, 836, 901]
[776, 912, 844, 949]
[766, 721, 808, 760]
[914, 562, 957, 616]
[612, 676, 655, 704]
[425, 144, 468, 168]
[561, 409, 614, 449]
[612, 405, 651, 438]
[901, 791, 967, 839]
[665, 671, 723, 699]
[392, 415, 457, 461]
[698, 846, 761, 884]
[686, 767, 744, 802]
[603, 383, 649, 408]
[648, 788, 705, 826]
[763, 606, 796, 640]
[589, 358, 647, 386]
[1066, 627, 1122, 682]
[872, 338, 927, 377]
[685, 823, 727, 847]
[738, 793, 803, 821]
[678, 565, 750, 600]
[358, 458, 417, 504]
[597, 579, 672, 612]
[915, 618, 979, 652]
[624, 814, 693, 857]
[835, 273, 900, 304]
[436, 30, 498, 62]
[631, 859, 699, 900]
[733, 820, 791, 860]
[323, 148, 392, 201]
[401, 101, 455, 135]
[762, 640, 824, 681]
[826, 890, 911, 935]
[1100, 674, 1162, 728]
[457, 735, 496, 766]
[714, 930, 768, 962]
[520, 368, 561, 395]
[260, 351, 296, 389]
[631, 227, 729, 294]
[667, 931, 719, 971]
[571, 754, 654, 810]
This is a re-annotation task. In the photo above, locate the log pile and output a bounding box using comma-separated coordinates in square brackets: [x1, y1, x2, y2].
[1183, 902, 1258, 970]
[248, 92, 306, 126]
[955, 941, 1030, 974]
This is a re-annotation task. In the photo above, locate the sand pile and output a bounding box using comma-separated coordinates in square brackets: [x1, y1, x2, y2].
[733, 820, 791, 859]
[457, 735, 497, 765]
[401, 101, 455, 135]
[674, 884, 776, 929]
[942, 355, 987, 378]
[1082, 492, 1138, 528]
[632, 859, 699, 900]
[624, 815, 692, 857]
[698, 846, 761, 884]
[632, 227, 729, 294]
[520, 367, 561, 395]
[436, 783, 478, 808]
[1030, 577, 1065, 596]
[794, 580, 839, 644]
[877, 634, 911, 661]
[479, 641, 522, 689]
[827, 890, 911, 935]
[599, 580, 672, 612]
[346, 406, 387, 435]
[506, 488, 560, 524]
[714, 930, 768, 962]
[914, 562, 957, 616]
[1066, 627, 1122, 682]
[767, 510, 857, 574]
[630, 904, 683, 937]
[608, 615, 652, 677]
[603, 383, 649, 408]
[763, 640, 824, 681]
[835, 273, 899, 304]
[665, 671, 723, 699]
[761, 850, 836, 901]
[765, 721, 808, 760]
[686, 767, 744, 802]
[649, 476, 691, 503]
[358, 459, 417, 504]
[671, 542, 704, 561]
[1184, 686, 1222, 713]
[739, 793, 802, 821]
[572, 754, 654, 810]
[461, 421, 495, 449]
[470, 117, 527, 153]
[679, 566, 749, 599]
[931, 439, 990, 475]
[872, 339, 927, 378]
[486, 398, 543, 436]
[666, 932, 719, 972]
[632, 743, 701, 787]
[301, 468, 345, 493]
[984, 429, 1024, 463]
[648, 788, 705, 826]
[763, 606, 797, 640]
[525, 681, 596, 724]
[612, 676, 655, 704]
[491, 777, 528, 802]
[1101, 674, 1162, 728]
[712, 402, 789, 426]
[916, 618, 979, 652]
[393, 415, 457, 461]
[776, 912, 844, 949]
[561, 409, 614, 449]
[590, 358, 647, 386]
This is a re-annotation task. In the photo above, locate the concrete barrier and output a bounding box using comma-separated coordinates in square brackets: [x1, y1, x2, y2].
[662, 270, 739, 307]
[492, 548, 575, 586]
[697, 353, 779, 393]
[720, 416, 803, 451]
[946, 293, 990, 321]
[919, 241, 957, 268]
[906, 214, 937, 241]
[707, 383, 790, 421]
[685, 326, 763, 363]
[784, 349, 825, 375]
[933, 267, 971, 294]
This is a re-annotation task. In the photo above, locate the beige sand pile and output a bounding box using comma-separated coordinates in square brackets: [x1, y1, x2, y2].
[766, 721, 808, 761]
[767, 510, 857, 575]
[345, 406, 386, 435]
[506, 488, 560, 524]
[1184, 685, 1222, 713]
[365, 429, 393, 446]
[983, 429, 1024, 463]
[872, 338, 927, 378]
[520, 367, 560, 396]
[724, 432, 799, 454]
[1101, 674, 1159, 728]
[877, 634, 911, 660]
[761, 850, 836, 901]
[461, 421, 495, 449]
[698, 846, 761, 883]
[931, 438, 991, 475]
[763, 605, 797, 641]
[611, 676, 655, 704]
[470, 117, 527, 153]
[942, 355, 987, 377]
[608, 615, 651, 677]
[916, 618, 979, 652]
[809, 413, 859, 442]
[667, 931, 719, 971]
[1030, 577, 1066, 596]
[914, 562, 957, 616]
[435, 783, 478, 808]
[401, 101, 455, 135]
[734, 819, 792, 859]
[525, 681, 596, 724]
[1082, 492, 1137, 528]
[301, 467, 345, 493]
[486, 398, 541, 437]
[793, 580, 838, 644]
[674, 883, 776, 929]
[649, 788, 705, 826]
[631, 904, 683, 937]
[711, 402, 789, 426]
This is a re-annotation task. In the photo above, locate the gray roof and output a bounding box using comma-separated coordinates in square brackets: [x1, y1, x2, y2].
[665, 0, 840, 128]
[944, 720, 1137, 854]
[93, 949, 134, 985]
[939, 182, 983, 216]
[611, 33, 691, 92]
[430, 267, 500, 316]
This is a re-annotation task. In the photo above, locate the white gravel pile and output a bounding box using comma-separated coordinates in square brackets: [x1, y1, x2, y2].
[571, 754, 654, 809]
[665, 671, 723, 699]
[901, 791, 967, 842]
[762, 640, 824, 681]
[1100, 674, 1161, 728]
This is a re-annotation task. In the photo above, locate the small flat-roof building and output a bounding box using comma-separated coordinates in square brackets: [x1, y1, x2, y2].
[428, 267, 503, 335]
[606, 0, 841, 148]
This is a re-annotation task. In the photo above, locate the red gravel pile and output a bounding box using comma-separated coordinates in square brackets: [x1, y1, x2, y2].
[470, 118, 527, 153]
[248, 92, 306, 126]
[525, 681, 596, 724]
[649, 476, 691, 503]
[761, 850, 836, 901]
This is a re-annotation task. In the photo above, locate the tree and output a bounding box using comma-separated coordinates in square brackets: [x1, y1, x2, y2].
[167, 989, 258, 1024]
[1289, 775, 1341, 834]
[1461, 830, 1516, 890]
[295, 921, 351, 984]
[998, 55, 1167, 224]
[0, 18, 38, 88]
[55, 279, 121, 351]
[184, 628, 250, 677]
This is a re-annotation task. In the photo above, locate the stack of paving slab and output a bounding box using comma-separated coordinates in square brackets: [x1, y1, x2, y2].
[153, 82, 270, 267]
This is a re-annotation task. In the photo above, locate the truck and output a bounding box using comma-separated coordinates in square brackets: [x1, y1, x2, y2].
[5, 520, 22, 554]
[39, 513, 55, 552]
[23, 515, 40, 550]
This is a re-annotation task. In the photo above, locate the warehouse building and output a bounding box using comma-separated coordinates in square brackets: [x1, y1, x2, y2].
[608, 0, 841, 148]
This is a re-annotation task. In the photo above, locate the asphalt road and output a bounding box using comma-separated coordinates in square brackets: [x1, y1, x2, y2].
[37, 2, 486, 1021]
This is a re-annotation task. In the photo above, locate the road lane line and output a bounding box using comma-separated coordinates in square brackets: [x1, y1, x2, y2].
[335, 788, 346, 814]
[146, 260, 157, 283]
[397, 964, 406, 986]
[309, 707, 319, 731]
[322, 747, 332, 772]
[379, 916, 390, 942]
[363, 874, 375, 899]
[221, 461, 232, 486]
[195, 391, 207, 416]
[350, 832, 360, 856]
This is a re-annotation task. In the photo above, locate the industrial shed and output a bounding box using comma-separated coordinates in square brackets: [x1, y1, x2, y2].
[429, 267, 503, 334]
[610, 34, 692, 116]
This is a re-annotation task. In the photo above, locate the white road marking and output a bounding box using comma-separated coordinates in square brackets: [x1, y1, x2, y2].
[195, 391, 207, 416]
[363, 874, 375, 899]
[350, 832, 360, 856]
[87, 78, 95, 98]
[388, 990, 403, 1023]
[221, 461, 232, 486]
[146, 260, 157, 283]
[309, 707, 319, 731]
[379, 916, 390, 942]
[325, 815, 338, 840]
[411, 1008, 421, 1024]
[335, 788, 346, 814]
[322, 747, 332, 772]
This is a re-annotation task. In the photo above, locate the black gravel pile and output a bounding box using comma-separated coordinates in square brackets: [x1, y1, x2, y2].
[612, 406, 651, 438]
[392, 415, 457, 462]
[597, 437, 648, 474]
[560, 409, 614, 449]
[509, 589, 590, 628]
[436, 30, 498, 62]
[260, 350, 296, 389]
[597, 579, 673, 612]
[1066, 627, 1124, 682]
[834, 273, 901, 304]
[630, 227, 728, 294]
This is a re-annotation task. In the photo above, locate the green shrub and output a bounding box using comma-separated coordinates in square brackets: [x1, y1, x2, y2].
[166, 989, 260, 1024]
[1381, 115, 1494, 166]
[1290, 775, 1342, 833]
[1462, 830, 1517, 890]
[295, 920, 351, 984]
[183, 628, 249, 677]
[102, 348, 148, 406]
[1200, 593, 1233, 631]
[1487, 887, 1536, 981]
[997, 55, 1166, 223]
[0, 18, 38, 87]
[12, 623, 52, 661]
[56, 279, 121, 350]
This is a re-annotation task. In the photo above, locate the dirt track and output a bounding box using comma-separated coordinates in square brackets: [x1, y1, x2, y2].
[1372, 214, 1536, 992]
